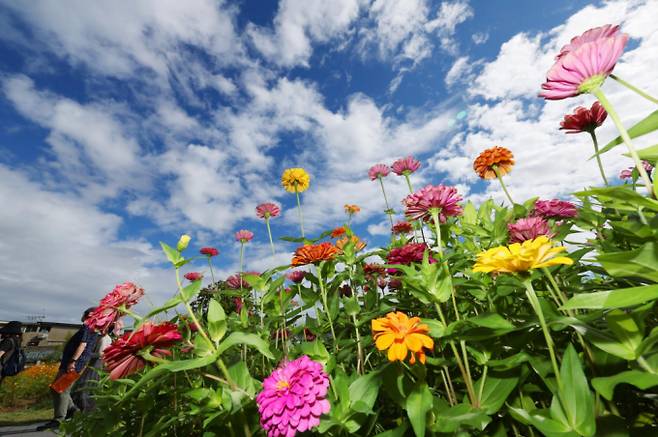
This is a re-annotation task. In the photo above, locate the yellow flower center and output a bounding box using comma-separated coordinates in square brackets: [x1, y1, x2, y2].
[275, 380, 290, 390]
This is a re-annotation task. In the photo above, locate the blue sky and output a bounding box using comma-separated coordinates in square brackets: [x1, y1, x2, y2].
[1, 0, 657, 322]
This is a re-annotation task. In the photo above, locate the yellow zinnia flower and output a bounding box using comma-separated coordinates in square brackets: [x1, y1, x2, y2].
[281, 168, 310, 193]
[473, 235, 573, 274]
[372, 311, 434, 364]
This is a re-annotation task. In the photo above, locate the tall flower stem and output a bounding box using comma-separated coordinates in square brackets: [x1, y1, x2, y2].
[592, 88, 655, 197]
[239, 243, 245, 274]
[588, 131, 609, 186]
[351, 313, 364, 375]
[403, 174, 414, 194]
[493, 165, 514, 205]
[523, 279, 562, 391]
[295, 185, 305, 238]
[207, 258, 216, 284]
[431, 210, 443, 257]
[378, 177, 394, 228]
[316, 264, 337, 350]
[265, 218, 275, 256]
[610, 74, 658, 105]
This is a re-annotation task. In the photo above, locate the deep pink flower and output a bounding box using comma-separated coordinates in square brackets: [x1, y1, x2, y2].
[235, 230, 254, 243]
[620, 161, 654, 180]
[303, 328, 316, 341]
[533, 199, 578, 219]
[200, 247, 219, 257]
[508, 217, 554, 243]
[256, 355, 331, 437]
[392, 156, 421, 176]
[286, 270, 306, 284]
[256, 203, 281, 219]
[391, 221, 414, 235]
[233, 297, 244, 313]
[103, 321, 181, 380]
[560, 101, 607, 134]
[540, 25, 628, 100]
[226, 272, 260, 289]
[386, 242, 435, 273]
[368, 164, 391, 180]
[403, 185, 463, 223]
[184, 272, 203, 282]
[85, 282, 144, 333]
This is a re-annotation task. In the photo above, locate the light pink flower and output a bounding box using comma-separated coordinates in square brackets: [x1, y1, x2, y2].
[560, 101, 607, 134]
[556, 24, 621, 59]
[256, 355, 330, 437]
[235, 230, 254, 243]
[540, 25, 628, 100]
[533, 199, 578, 219]
[392, 156, 421, 176]
[620, 161, 654, 180]
[368, 164, 391, 180]
[508, 217, 554, 243]
[256, 203, 281, 219]
[403, 185, 463, 223]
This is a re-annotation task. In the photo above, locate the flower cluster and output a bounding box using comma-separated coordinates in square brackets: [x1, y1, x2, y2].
[85, 282, 144, 334]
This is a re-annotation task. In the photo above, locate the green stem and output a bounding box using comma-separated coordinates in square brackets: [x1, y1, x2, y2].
[207, 258, 216, 285]
[493, 165, 514, 205]
[403, 173, 414, 194]
[378, 177, 394, 228]
[523, 279, 562, 390]
[638, 356, 656, 374]
[317, 265, 337, 350]
[351, 314, 364, 375]
[265, 218, 275, 256]
[589, 131, 609, 186]
[477, 365, 489, 406]
[541, 268, 568, 307]
[295, 186, 305, 238]
[592, 87, 655, 197]
[431, 210, 443, 257]
[610, 74, 658, 105]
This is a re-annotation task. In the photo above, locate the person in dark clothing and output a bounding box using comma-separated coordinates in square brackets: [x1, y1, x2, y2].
[0, 321, 23, 385]
[37, 308, 99, 431]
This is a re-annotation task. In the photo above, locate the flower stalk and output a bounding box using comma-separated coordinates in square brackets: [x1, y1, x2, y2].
[588, 131, 609, 186]
[493, 165, 514, 205]
[295, 185, 305, 238]
[610, 74, 658, 105]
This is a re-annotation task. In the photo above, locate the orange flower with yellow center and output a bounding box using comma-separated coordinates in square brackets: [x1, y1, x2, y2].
[291, 242, 339, 266]
[344, 204, 360, 215]
[473, 146, 515, 179]
[335, 235, 367, 253]
[372, 311, 434, 364]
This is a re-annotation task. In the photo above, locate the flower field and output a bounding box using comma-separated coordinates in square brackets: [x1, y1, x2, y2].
[0, 363, 59, 409]
[63, 24, 658, 436]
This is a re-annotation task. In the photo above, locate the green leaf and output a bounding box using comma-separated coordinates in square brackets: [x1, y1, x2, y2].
[181, 280, 202, 301]
[342, 296, 360, 316]
[596, 109, 658, 156]
[144, 295, 181, 319]
[598, 242, 658, 282]
[606, 310, 642, 360]
[631, 143, 658, 162]
[349, 369, 383, 414]
[558, 344, 596, 437]
[575, 186, 658, 212]
[217, 332, 274, 359]
[509, 406, 577, 437]
[561, 284, 658, 310]
[207, 299, 227, 343]
[476, 373, 518, 415]
[160, 241, 181, 265]
[228, 361, 256, 397]
[373, 423, 409, 437]
[592, 370, 658, 401]
[404, 382, 433, 437]
[431, 403, 491, 433]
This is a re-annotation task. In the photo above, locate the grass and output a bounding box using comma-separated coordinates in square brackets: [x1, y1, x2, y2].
[0, 406, 52, 426]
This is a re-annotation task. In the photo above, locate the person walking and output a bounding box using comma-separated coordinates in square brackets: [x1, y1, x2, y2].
[0, 321, 24, 385]
[37, 308, 99, 431]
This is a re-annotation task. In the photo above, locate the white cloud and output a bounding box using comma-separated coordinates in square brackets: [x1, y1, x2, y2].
[426, 0, 474, 54]
[472, 32, 489, 45]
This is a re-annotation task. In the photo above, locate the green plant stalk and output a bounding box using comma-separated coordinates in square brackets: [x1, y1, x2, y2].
[440, 367, 457, 406]
[206, 257, 216, 284]
[541, 268, 568, 307]
[638, 356, 657, 374]
[351, 313, 364, 375]
[477, 365, 489, 406]
[295, 184, 305, 238]
[403, 173, 414, 194]
[493, 165, 514, 205]
[316, 265, 337, 350]
[523, 279, 562, 390]
[430, 210, 444, 256]
[279, 290, 289, 358]
[610, 74, 658, 105]
[378, 176, 394, 228]
[592, 87, 655, 197]
[588, 131, 609, 186]
[265, 218, 275, 256]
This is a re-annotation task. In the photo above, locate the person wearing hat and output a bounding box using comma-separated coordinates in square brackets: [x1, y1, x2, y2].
[0, 321, 23, 384]
[37, 308, 100, 431]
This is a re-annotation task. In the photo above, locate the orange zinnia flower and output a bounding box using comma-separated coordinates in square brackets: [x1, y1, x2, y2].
[344, 204, 360, 215]
[335, 235, 366, 253]
[291, 242, 339, 266]
[330, 226, 346, 238]
[473, 146, 515, 179]
[372, 311, 434, 364]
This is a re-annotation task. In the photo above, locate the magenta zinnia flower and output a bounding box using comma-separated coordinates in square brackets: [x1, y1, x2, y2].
[508, 217, 554, 243]
[256, 355, 331, 437]
[235, 229, 254, 243]
[386, 242, 435, 273]
[533, 199, 578, 219]
[403, 185, 463, 223]
[368, 163, 391, 180]
[286, 270, 306, 284]
[392, 156, 421, 176]
[200, 247, 219, 257]
[540, 25, 628, 100]
[226, 272, 260, 290]
[620, 161, 654, 179]
[560, 101, 607, 133]
[85, 282, 145, 334]
[184, 272, 203, 282]
[256, 203, 281, 219]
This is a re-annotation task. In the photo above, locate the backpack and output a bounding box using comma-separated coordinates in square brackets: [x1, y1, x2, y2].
[1, 338, 26, 376]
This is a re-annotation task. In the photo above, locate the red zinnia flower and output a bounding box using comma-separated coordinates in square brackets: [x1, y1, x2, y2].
[200, 247, 219, 257]
[533, 199, 578, 219]
[560, 101, 607, 134]
[103, 321, 181, 380]
[184, 272, 203, 282]
[386, 242, 435, 273]
[392, 156, 421, 176]
[391, 221, 413, 235]
[330, 227, 346, 238]
[226, 272, 260, 290]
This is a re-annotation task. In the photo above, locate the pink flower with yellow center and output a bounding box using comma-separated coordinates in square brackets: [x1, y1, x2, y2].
[235, 229, 254, 243]
[256, 203, 281, 219]
[368, 163, 390, 180]
[391, 156, 421, 176]
[403, 184, 463, 223]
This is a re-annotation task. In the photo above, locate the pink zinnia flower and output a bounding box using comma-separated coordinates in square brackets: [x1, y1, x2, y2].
[391, 221, 413, 235]
[286, 270, 306, 284]
[560, 101, 607, 134]
[85, 282, 144, 333]
[103, 321, 181, 380]
[235, 230, 254, 243]
[508, 217, 554, 243]
[303, 328, 316, 341]
[392, 156, 421, 176]
[540, 25, 628, 100]
[233, 297, 245, 313]
[200, 247, 219, 257]
[226, 272, 260, 290]
[256, 355, 331, 437]
[533, 199, 578, 219]
[256, 203, 281, 219]
[620, 161, 654, 180]
[184, 272, 203, 282]
[403, 185, 463, 223]
[386, 242, 435, 273]
[368, 164, 390, 180]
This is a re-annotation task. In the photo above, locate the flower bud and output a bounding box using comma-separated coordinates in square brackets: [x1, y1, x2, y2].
[177, 234, 191, 252]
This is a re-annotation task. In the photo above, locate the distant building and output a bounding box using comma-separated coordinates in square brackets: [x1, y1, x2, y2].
[0, 320, 81, 347]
